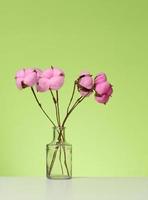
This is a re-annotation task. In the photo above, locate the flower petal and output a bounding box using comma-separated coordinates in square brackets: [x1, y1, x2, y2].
[25, 68, 34, 75]
[24, 72, 37, 87]
[35, 69, 42, 80]
[95, 94, 109, 104]
[37, 78, 50, 92]
[79, 76, 94, 90]
[16, 78, 24, 89]
[42, 68, 53, 78]
[48, 76, 64, 90]
[53, 67, 64, 76]
[107, 86, 113, 96]
[95, 73, 107, 84]
[16, 69, 25, 78]
[80, 90, 93, 97]
[95, 81, 111, 95]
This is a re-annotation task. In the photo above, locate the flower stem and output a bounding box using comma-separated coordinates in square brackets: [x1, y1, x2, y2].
[49, 90, 70, 177]
[59, 146, 64, 175]
[62, 96, 86, 128]
[31, 87, 56, 127]
[62, 145, 70, 176]
[56, 91, 61, 126]
[48, 147, 58, 175]
[50, 90, 60, 127]
[66, 81, 76, 114]
[56, 96, 85, 146]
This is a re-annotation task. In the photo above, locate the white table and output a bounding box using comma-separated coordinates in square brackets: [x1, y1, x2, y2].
[0, 177, 148, 200]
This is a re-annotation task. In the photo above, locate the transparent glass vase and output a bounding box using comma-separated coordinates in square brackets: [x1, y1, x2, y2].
[46, 127, 72, 179]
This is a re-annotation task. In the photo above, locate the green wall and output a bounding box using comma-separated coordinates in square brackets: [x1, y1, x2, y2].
[0, 0, 148, 176]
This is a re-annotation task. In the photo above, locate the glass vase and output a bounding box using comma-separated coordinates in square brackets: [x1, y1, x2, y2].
[46, 127, 72, 179]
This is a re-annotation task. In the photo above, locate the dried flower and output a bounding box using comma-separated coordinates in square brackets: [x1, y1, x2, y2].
[15, 68, 37, 89]
[36, 67, 65, 92]
[77, 72, 94, 96]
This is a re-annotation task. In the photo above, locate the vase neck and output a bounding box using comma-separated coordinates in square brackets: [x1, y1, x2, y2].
[52, 126, 66, 143]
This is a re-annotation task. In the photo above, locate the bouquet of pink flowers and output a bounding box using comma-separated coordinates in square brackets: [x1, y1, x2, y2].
[15, 66, 113, 179]
[15, 66, 113, 127]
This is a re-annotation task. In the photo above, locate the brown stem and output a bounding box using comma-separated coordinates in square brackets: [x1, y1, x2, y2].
[31, 87, 56, 127]
[48, 91, 69, 177]
[56, 90, 61, 126]
[48, 147, 58, 176]
[48, 90, 61, 175]
[60, 131, 70, 176]
[57, 97, 83, 142]
[48, 145, 70, 177]
[48, 130, 69, 177]
[56, 96, 85, 150]
[62, 96, 85, 128]
[50, 90, 60, 127]
[59, 146, 64, 175]
[66, 81, 76, 114]
[62, 145, 70, 176]
[55, 91, 70, 176]
[59, 129, 70, 177]
[48, 90, 85, 177]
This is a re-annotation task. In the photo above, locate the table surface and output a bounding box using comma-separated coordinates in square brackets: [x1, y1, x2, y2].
[0, 177, 148, 200]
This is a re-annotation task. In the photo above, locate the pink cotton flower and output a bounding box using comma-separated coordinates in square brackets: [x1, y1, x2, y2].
[94, 73, 113, 104]
[77, 72, 94, 96]
[95, 94, 110, 104]
[36, 67, 65, 92]
[94, 73, 107, 84]
[95, 81, 111, 95]
[15, 68, 38, 89]
[35, 69, 42, 80]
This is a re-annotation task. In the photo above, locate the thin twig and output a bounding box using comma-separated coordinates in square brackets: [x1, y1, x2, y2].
[31, 87, 56, 127]
[49, 90, 66, 176]
[56, 90, 61, 126]
[66, 81, 76, 114]
[48, 147, 58, 175]
[59, 146, 64, 175]
[62, 96, 86, 128]
[62, 145, 70, 176]
[50, 90, 60, 127]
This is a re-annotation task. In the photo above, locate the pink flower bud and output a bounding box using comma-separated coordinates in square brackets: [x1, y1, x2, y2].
[37, 67, 65, 92]
[94, 73, 113, 104]
[23, 72, 37, 87]
[35, 69, 42, 80]
[16, 69, 25, 78]
[77, 72, 94, 96]
[47, 76, 64, 90]
[36, 78, 50, 92]
[52, 67, 64, 76]
[107, 86, 113, 96]
[41, 68, 53, 79]
[94, 73, 107, 84]
[15, 68, 37, 89]
[95, 81, 111, 96]
[95, 94, 110, 104]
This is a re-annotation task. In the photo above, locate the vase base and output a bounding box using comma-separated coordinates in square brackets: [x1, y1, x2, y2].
[46, 175, 72, 180]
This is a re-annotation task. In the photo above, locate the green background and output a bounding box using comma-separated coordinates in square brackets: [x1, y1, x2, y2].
[0, 0, 148, 176]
